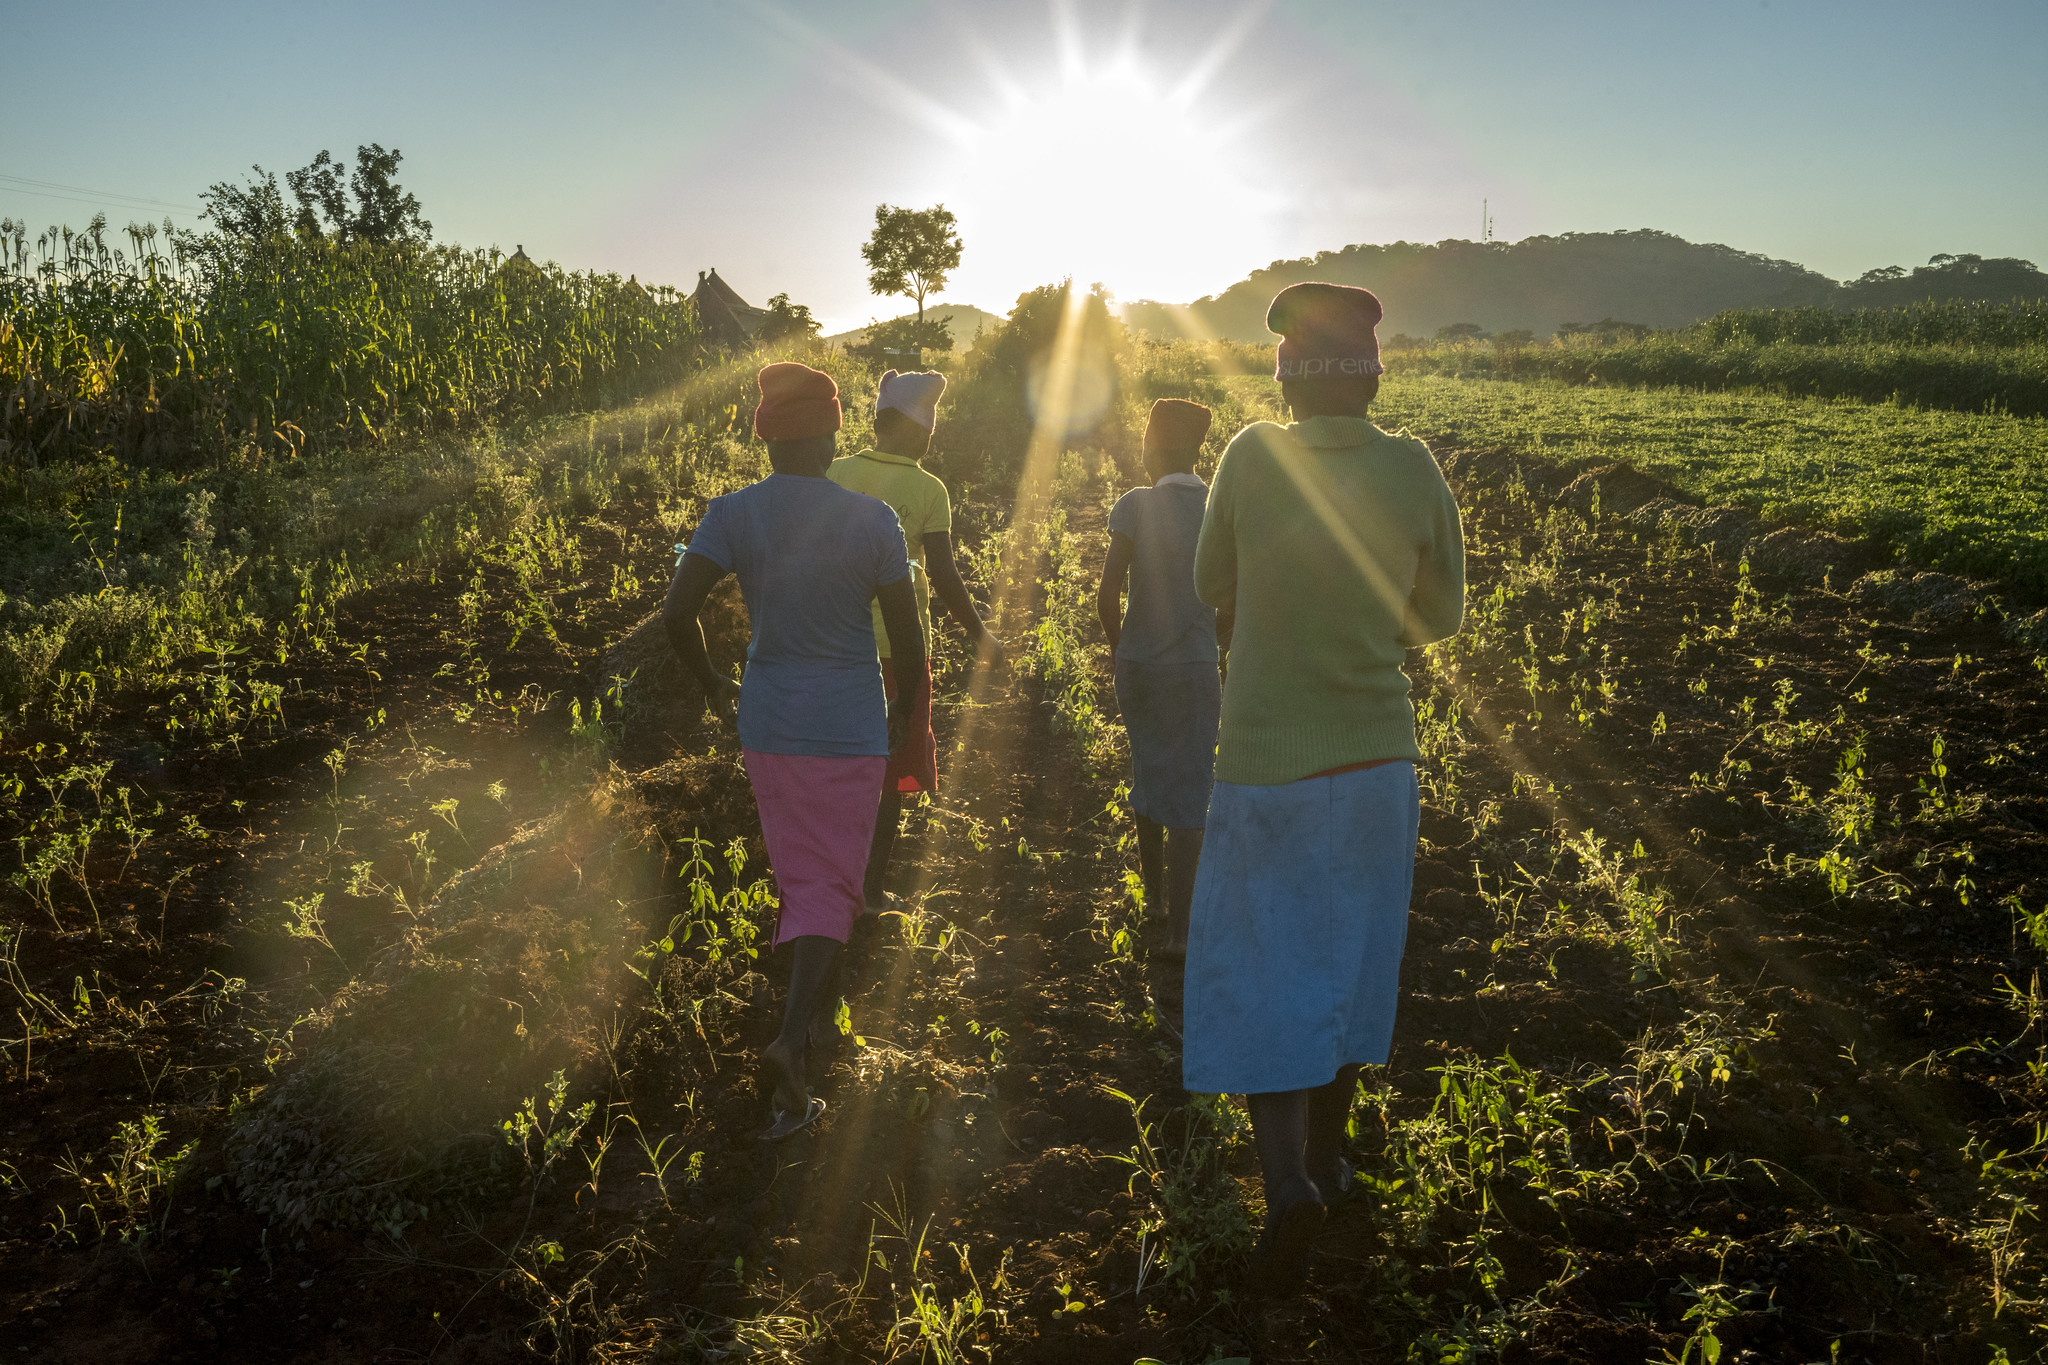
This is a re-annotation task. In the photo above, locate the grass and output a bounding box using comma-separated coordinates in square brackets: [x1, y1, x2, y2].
[1402, 333, 2048, 419]
[1367, 372, 2048, 597]
[1383, 300, 2048, 417]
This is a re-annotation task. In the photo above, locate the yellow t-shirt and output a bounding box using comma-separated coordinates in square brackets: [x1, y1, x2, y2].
[826, 448, 953, 655]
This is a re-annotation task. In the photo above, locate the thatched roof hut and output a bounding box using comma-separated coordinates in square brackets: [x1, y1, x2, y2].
[691, 268, 770, 349]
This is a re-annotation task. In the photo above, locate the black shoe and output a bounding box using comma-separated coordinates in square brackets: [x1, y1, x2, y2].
[1247, 1192, 1326, 1297]
[1308, 1156, 1354, 1204]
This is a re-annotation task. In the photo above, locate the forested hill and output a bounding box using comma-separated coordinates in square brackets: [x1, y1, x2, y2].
[1119, 230, 2047, 341]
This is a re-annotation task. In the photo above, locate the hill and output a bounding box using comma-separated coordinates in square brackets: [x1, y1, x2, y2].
[1119, 229, 2048, 342]
[824, 303, 1006, 352]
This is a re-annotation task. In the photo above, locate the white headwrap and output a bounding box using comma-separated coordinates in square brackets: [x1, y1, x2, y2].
[875, 369, 948, 431]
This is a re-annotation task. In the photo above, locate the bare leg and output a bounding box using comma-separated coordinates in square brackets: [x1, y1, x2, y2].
[1134, 812, 1165, 932]
[761, 935, 841, 1129]
[1248, 1089, 1314, 1203]
[863, 786, 903, 907]
[1304, 1064, 1362, 1196]
[1161, 825, 1203, 955]
[1245, 1087, 1326, 1294]
[807, 949, 845, 1050]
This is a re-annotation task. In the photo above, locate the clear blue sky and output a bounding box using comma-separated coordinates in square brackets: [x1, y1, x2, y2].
[5, 0, 2042, 331]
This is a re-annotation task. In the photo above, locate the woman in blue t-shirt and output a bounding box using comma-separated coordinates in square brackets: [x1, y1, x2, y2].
[1097, 399, 1226, 967]
[664, 362, 923, 1140]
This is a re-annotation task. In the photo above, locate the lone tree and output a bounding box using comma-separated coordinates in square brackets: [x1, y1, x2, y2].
[861, 203, 962, 330]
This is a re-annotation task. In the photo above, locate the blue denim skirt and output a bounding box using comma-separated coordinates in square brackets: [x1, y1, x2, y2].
[1182, 761, 1418, 1095]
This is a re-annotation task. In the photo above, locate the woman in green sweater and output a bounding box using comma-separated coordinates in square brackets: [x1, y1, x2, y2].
[1185, 282, 1465, 1296]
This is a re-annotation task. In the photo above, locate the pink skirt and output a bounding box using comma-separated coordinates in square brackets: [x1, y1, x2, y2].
[743, 749, 888, 946]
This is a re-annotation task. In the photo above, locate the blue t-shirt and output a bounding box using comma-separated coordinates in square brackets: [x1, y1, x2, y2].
[683, 473, 910, 756]
[1107, 476, 1218, 665]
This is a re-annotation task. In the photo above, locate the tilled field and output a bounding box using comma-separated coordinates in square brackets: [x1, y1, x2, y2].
[3, 433, 2046, 1363]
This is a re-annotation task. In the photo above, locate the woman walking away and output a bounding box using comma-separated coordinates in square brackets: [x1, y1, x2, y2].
[1097, 399, 1224, 974]
[663, 361, 925, 1141]
[828, 369, 1004, 914]
[1185, 282, 1465, 1295]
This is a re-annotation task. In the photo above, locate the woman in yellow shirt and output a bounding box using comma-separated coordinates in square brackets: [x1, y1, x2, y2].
[827, 370, 1004, 911]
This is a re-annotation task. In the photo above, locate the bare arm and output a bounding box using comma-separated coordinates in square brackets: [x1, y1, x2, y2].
[1097, 531, 1135, 652]
[876, 575, 925, 754]
[922, 531, 987, 639]
[1193, 439, 1239, 610]
[662, 552, 740, 714]
[922, 530, 1005, 670]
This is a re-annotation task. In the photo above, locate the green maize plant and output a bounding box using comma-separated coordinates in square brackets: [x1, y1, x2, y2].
[1, 214, 699, 471]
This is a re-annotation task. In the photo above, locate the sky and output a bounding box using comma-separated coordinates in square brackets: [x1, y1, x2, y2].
[4, 0, 2044, 333]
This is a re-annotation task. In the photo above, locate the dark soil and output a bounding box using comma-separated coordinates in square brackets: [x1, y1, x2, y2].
[4, 440, 2046, 1363]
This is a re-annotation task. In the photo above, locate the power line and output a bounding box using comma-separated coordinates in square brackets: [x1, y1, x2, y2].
[0, 172, 202, 217]
[0, 171, 201, 212]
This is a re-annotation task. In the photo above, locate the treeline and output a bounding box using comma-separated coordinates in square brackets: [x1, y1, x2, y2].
[1121, 230, 2048, 343]
[1387, 300, 2048, 417]
[1833, 253, 2048, 311]
[2, 215, 696, 472]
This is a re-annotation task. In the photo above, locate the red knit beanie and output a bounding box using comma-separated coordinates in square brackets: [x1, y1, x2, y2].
[752, 362, 842, 441]
[1268, 282, 1385, 382]
[1144, 398, 1213, 452]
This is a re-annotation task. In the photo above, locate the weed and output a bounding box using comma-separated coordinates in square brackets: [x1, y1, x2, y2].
[670, 832, 776, 965]
[53, 1112, 197, 1245]
[2009, 895, 2048, 958]
[620, 1115, 695, 1208]
[872, 1189, 1013, 1363]
[1964, 1124, 2048, 1320]
[1565, 830, 1673, 982]
[504, 1069, 597, 1189]
[1108, 1088, 1254, 1298]
[1656, 1237, 1765, 1365]
[510, 1229, 653, 1364]
[1019, 506, 1112, 753]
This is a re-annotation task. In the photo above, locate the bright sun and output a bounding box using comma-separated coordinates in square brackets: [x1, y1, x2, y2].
[946, 60, 1276, 309]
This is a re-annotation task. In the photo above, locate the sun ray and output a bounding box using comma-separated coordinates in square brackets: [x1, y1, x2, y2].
[1164, 0, 1276, 108]
[1161, 301, 1224, 343]
[749, 1, 981, 145]
[1261, 435, 1419, 629]
[1108, 0, 1145, 67]
[922, 283, 1093, 805]
[1050, 0, 1090, 82]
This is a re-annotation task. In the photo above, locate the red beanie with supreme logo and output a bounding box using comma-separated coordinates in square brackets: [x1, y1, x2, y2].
[1268, 282, 1385, 383]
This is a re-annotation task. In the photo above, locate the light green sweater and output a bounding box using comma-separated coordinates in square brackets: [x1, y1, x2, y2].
[1194, 416, 1465, 785]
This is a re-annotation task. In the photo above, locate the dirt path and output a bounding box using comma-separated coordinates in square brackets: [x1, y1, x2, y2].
[584, 484, 1189, 1360]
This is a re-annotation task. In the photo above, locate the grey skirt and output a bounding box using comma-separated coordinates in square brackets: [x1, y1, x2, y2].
[1113, 657, 1220, 829]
